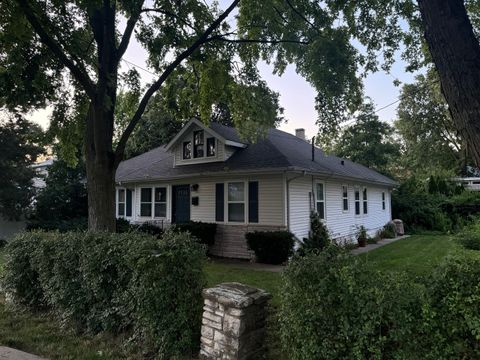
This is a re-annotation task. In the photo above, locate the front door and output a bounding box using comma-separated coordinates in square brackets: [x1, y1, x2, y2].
[172, 185, 190, 223]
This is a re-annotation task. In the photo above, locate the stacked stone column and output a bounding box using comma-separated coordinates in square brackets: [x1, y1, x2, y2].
[200, 282, 271, 360]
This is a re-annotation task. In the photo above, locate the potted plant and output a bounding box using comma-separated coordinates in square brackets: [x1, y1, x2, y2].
[357, 225, 367, 247]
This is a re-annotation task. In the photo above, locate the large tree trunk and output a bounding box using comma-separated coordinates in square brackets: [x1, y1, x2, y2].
[85, 100, 117, 232]
[418, 0, 480, 167]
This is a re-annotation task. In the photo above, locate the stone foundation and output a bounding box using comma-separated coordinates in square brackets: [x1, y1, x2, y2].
[200, 283, 271, 360]
[210, 224, 286, 259]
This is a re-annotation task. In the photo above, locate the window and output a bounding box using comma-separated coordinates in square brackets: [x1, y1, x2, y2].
[228, 182, 245, 222]
[140, 188, 152, 217]
[183, 141, 192, 159]
[206, 137, 216, 157]
[363, 188, 368, 214]
[118, 189, 125, 216]
[316, 182, 325, 219]
[354, 188, 361, 215]
[154, 187, 167, 217]
[382, 192, 386, 210]
[193, 130, 204, 158]
[342, 185, 349, 211]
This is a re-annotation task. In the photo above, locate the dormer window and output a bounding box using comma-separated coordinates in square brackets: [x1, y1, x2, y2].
[194, 130, 204, 158]
[183, 141, 192, 159]
[207, 137, 216, 157]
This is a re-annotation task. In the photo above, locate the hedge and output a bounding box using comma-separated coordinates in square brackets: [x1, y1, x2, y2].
[279, 246, 480, 359]
[1, 230, 206, 358]
[173, 221, 217, 246]
[246, 230, 294, 264]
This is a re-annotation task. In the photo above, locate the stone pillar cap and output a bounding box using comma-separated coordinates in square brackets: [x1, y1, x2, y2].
[203, 282, 272, 308]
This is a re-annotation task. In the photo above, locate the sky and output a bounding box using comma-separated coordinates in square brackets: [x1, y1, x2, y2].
[28, 1, 420, 140]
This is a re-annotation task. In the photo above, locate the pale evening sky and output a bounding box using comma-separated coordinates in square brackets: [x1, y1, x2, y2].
[28, 1, 420, 140]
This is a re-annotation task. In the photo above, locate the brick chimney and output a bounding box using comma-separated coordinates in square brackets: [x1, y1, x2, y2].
[295, 128, 305, 140]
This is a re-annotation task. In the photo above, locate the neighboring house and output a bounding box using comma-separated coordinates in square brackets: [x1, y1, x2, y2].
[454, 177, 480, 191]
[116, 119, 397, 259]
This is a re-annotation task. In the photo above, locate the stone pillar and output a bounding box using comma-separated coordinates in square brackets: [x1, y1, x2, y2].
[200, 282, 272, 360]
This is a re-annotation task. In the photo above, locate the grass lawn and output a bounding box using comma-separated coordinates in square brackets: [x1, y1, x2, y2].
[359, 234, 457, 276]
[205, 261, 282, 305]
[0, 234, 459, 359]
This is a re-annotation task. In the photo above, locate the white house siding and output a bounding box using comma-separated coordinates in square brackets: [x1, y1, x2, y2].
[288, 175, 312, 240]
[119, 174, 285, 226]
[288, 175, 392, 242]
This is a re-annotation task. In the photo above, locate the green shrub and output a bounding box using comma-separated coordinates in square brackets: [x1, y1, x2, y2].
[0, 238, 7, 248]
[376, 222, 396, 239]
[174, 221, 217, 246]
[115, 217, 132, 233]
[26, 217, 88, 232]
[135, 222, 164, 237]
[246, 231, 294, 264]
[279, 247, 422, 359]
[1, 230, 206, 358]
[456, 221, 480, 250]
[419, 254, 480, 359]
[298, 212, 330, 255]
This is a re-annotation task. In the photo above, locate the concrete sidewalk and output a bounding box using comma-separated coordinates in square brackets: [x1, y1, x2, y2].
[350, 235, 410, 255]
[0, 347, 46, 360]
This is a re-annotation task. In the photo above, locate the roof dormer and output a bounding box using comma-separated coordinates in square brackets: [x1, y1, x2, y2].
[165, 119, 247, 166]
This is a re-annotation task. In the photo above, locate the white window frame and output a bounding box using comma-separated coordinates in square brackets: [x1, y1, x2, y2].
[154, 187, 167, 218]
[354, 187, 361, 216]
[117, 188, 126, 217]
[140, 187, 153, 218]
[226, 181, 246, 223]
[362, 187, 368, 215]
[315, 181, 326, 220]
[342, 184, 349, 212]
[382, 191, 386, 211]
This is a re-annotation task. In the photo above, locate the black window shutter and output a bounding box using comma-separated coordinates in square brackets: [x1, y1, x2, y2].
[126, 189, 132, 217]
[215, 183, 224, 222]
[248, 181, 259, 223]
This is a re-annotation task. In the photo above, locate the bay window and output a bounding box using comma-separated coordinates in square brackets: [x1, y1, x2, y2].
[363, 187, 368, 214]
[354, 188, 361, 215]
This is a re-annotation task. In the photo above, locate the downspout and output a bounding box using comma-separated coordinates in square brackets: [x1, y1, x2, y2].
[286, 170, 307, 232]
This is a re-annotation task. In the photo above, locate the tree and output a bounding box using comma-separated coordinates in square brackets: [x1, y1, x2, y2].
[395, 72, 464, 176]
[33, 159, 88, 222]
[0, 116, 43, 220]
[332, 102, 400, 175]
[0, 0, 365, 230]
[417, 0, 480, 167]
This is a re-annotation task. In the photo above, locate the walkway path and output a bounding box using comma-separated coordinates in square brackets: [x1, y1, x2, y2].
[350, 235, 410, 255]
[214, 235, 410, 272]
[0, 347, 45, 360]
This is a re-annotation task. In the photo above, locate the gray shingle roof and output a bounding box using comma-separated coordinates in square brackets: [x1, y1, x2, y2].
[116, 123, 397, 186]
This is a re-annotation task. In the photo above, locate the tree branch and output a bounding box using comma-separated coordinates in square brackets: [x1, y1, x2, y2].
[141, 7, 200, 33]
[117, 1, 145, 61]
[18, 0, 96, 99]
[114, 0, 240, 164]
[206, 35, 310, 45]
[284, 0, 321, 34]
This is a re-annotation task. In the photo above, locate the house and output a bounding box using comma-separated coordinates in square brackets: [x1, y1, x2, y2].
[454, 177, 480, 191]
[115, 119, 397, 259]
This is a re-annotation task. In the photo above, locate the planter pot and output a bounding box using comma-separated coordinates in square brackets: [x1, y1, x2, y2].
[358, 238, 367, 247]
